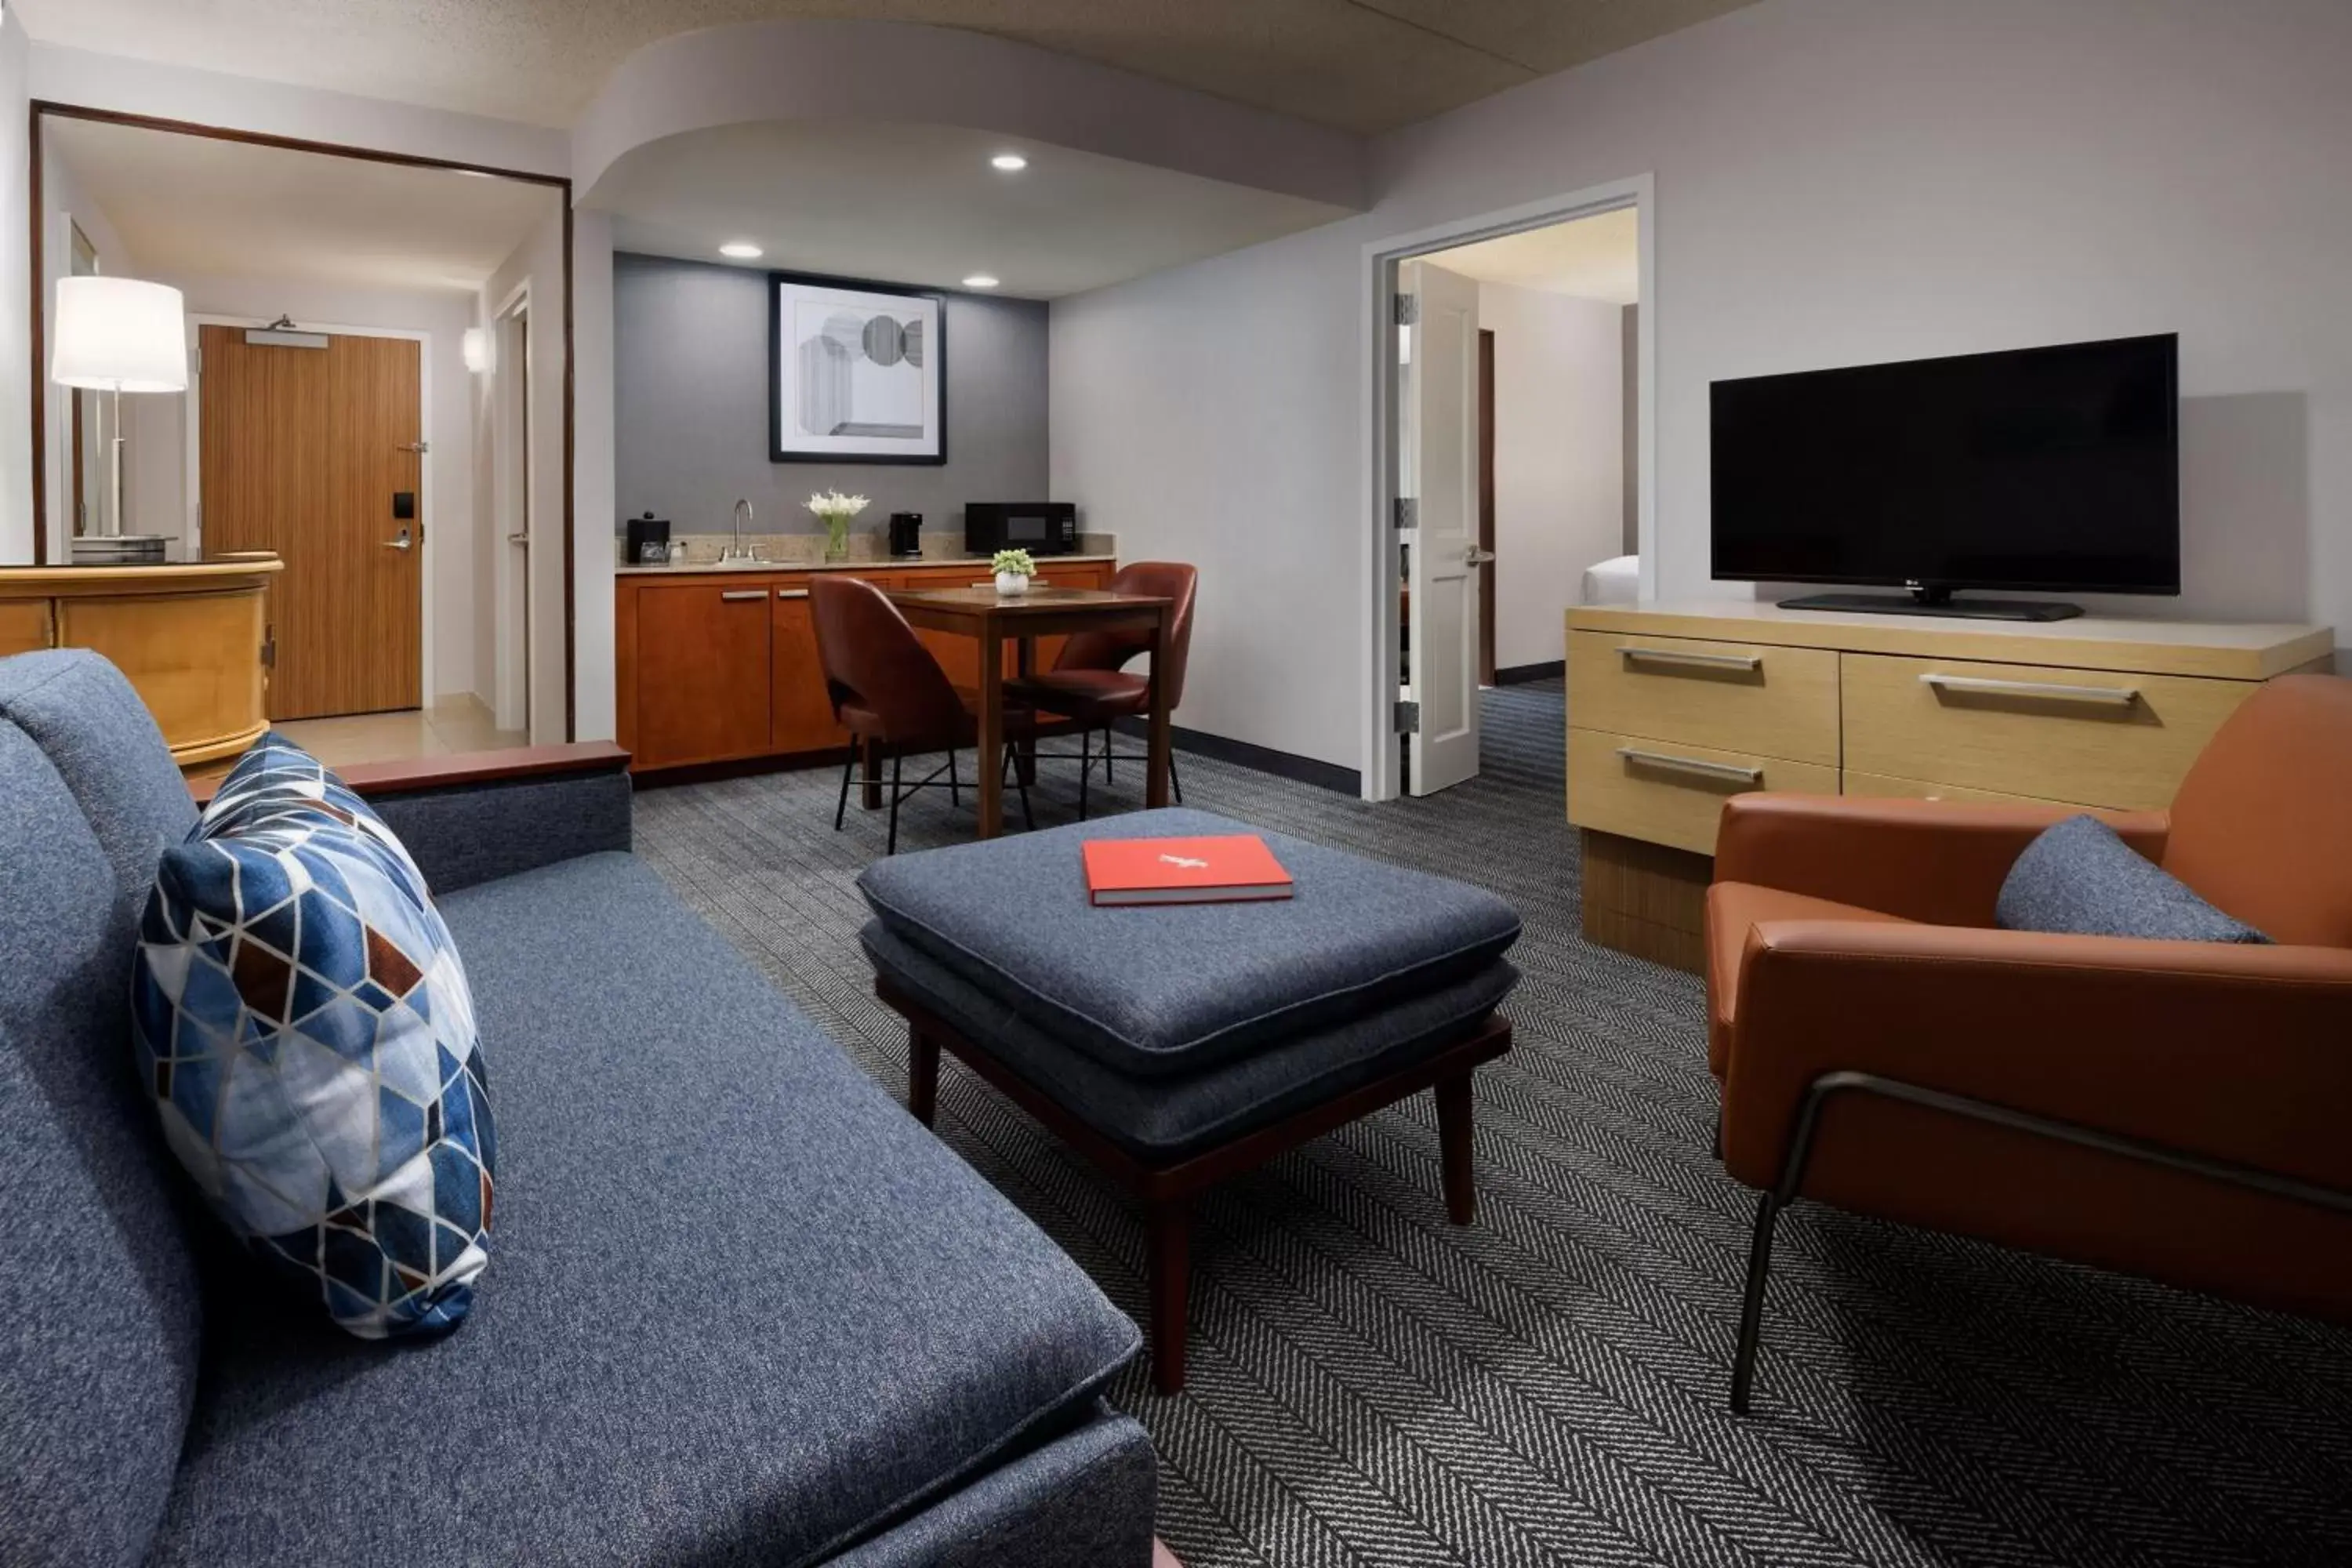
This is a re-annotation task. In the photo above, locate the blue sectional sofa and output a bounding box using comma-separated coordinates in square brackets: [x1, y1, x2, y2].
[0, 649, 1155, 1568]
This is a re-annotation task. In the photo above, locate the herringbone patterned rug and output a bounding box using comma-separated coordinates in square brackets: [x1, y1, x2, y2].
[635, 683, 2352, 1567]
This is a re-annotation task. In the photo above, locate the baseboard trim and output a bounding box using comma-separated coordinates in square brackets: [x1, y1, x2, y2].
[1494, 659, 1564, 686]
[1112, 718, 1361, 796]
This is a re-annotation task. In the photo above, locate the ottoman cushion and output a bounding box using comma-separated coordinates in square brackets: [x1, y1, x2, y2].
[863, 920, 1518, 1159]
[858, 808, 1521, 1078]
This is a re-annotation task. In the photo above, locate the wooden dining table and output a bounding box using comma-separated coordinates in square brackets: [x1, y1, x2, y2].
[884, 583, 1174, 839]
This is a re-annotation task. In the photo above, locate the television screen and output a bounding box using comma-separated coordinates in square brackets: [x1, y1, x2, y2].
[1710, 333, 2179, 596]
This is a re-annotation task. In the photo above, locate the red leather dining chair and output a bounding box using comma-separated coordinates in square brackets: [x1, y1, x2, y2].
[1006, 561, 1197, 819]
[810, 576, 1035, 854]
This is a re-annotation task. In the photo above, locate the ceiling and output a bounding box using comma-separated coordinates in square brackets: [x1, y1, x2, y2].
[590, 122, 1349, 299]
[14, 0, 1761, 137]
[1428, 207, 1640, 305]
[45, 116, 561, 293]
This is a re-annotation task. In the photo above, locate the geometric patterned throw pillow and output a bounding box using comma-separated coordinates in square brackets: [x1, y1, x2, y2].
[132, 734, 495, 1338]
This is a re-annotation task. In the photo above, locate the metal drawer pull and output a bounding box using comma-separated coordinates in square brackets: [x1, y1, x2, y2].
[1616, 746, 1764, 784]
[720, 590, 765, 602]
[1918, 673, 2140, 706]
[1616, 646, 1762, 672]
[775, 588, 808, 600]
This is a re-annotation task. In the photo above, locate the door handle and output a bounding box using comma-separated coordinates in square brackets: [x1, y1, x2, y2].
[506, 533, 530, 546]
[1465, 546, 1497, 565]
[1615, 746, 1764, 785]
[1918, 673, 2140, 706]
[1617, 646, 1762, 672]
[383, 527, 413, 551]
[720, 590, 764, 602]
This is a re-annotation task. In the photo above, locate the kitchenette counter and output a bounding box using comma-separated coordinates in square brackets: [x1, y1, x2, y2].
[615, 553, 1119, 577]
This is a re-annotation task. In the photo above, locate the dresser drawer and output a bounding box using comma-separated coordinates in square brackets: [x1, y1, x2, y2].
[1842, 654, 2255, 811]
[1842, 770, 2082, 809]
[1567, 728, 1840, 856]
[1567, 631, 1838, 764]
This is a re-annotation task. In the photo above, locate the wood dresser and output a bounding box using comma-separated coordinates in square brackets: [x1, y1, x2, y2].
[615, 557, 1115, 773]
[1563, 601, 2336, 971]
[0, 556, 281, 768]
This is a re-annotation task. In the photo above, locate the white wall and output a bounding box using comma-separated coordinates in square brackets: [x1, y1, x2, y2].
[1051, 0, 2352, 775]
[1478, 281, 1623, 670]
[0, 13, 32, 563]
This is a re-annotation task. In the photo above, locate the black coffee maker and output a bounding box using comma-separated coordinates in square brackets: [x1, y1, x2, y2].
[887, 512, 924, 557]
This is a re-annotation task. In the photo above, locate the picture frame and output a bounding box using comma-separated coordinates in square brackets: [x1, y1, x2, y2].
[768, 270, 946, 465]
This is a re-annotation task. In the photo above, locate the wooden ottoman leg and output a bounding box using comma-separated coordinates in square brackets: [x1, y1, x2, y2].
[1435, 1071, 1477, 1225]
[908, 1026, 940, 1127]
[1145, 1196, 1192, 1396]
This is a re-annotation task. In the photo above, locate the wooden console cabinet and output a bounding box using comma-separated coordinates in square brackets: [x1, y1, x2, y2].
[1565, 601, 2336, 971]
[615, 558, 1114, 772]
[0, 557, 281, 768]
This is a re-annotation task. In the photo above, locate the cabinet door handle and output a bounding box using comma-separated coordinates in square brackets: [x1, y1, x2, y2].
[1919, 673, 2139, 706]
[775, 589, 808, 600]
[1616, 646, 1761, 672]
[1616, 746, 1764, 784]
[720, 590, 764, 602]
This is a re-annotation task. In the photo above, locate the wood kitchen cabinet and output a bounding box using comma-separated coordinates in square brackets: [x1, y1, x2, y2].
[626, 579, 774, 768]
[615, 557, 1116, 773]
[770, 587, 845, 754]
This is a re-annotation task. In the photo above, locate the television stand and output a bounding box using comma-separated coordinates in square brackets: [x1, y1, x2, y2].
[1777, 589, 2084, 622]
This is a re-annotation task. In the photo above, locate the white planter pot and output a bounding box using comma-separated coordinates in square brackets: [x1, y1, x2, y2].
[995, 571, 1032, 596]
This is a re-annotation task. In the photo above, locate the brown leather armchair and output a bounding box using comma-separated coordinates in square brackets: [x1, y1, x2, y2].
[1705, 673, 2352, 1414]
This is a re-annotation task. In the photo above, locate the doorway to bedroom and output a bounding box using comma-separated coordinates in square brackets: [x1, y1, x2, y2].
[1377, 186, 1649, 800]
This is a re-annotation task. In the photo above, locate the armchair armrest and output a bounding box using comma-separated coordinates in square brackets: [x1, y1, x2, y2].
[1720, 919, 2352, 1196]
[1714, 793, 2169, 927]
[190, 742, 633, 895]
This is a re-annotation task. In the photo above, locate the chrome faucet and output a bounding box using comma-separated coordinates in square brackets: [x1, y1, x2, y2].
[722, 498, 758, 562]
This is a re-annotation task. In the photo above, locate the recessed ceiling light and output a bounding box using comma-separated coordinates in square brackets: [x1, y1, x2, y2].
[719, 241, 764, 260]
[962, 274, 1000, 290]
[989, 153, 1028, 172]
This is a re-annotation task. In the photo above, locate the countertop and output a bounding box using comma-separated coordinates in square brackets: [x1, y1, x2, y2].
[615, 553, 1118, 578]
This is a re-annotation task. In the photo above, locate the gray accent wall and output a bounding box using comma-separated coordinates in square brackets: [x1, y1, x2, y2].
[614, 252, 1047, 541]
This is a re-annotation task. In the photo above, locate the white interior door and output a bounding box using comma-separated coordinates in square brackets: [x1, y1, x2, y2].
[1401, 259, 1483, 795]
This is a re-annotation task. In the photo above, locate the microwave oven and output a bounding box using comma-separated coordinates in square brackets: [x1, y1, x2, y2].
[964, 502, 1079, 556]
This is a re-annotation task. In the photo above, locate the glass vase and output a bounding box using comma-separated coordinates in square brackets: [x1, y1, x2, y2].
[825, 517, 851, 562]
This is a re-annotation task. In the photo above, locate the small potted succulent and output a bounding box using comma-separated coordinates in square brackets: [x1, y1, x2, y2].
[992, 548, 1038, 597]
[804, 489, 869, 562]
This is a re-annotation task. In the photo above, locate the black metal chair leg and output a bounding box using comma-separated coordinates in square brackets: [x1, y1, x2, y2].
[834, 753, 854, 830]
[1730, 1193, 1780, 1416]
[887, 751, 904, 856]
[948, 749, 960, 808]
[1169, 746, 1182, 804]
[1076, 728, 1093, 821]
[1103, 725, 1114, 785]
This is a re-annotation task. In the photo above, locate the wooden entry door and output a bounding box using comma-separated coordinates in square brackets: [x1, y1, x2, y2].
[199, 325, 423, 720]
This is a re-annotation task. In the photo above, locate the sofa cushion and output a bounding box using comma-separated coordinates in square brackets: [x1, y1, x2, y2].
[148, 852, 1139, 1568]
[0, 650, 197, 925]
[136, 734, 495, 1338]
[859, 808, 1523, 1077]
[0, 717, 204, 1568]
[864, 919, 1518, 1158]
[1998, 813, 2271, 944]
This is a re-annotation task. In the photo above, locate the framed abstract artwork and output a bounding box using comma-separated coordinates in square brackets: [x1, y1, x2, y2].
[768, 271, 946, 464]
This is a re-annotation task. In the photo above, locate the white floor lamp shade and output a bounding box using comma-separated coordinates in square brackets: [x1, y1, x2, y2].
[52, 277, 189, 554]
[52, 277, 189, 392]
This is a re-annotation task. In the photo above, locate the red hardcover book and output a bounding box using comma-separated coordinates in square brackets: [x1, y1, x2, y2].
[1082, 834, 1295, 907]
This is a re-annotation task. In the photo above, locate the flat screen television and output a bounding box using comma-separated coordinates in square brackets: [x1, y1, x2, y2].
[1710, 332, 2179, 620]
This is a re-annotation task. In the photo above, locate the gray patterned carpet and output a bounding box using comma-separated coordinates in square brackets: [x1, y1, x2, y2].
[635, 684, 2352, 1568]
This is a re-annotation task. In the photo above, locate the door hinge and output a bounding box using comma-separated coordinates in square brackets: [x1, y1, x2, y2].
[1392, 496, 1417, 529]
[1393, 292, 1419, 327]
[1393, 699, 1421, 735]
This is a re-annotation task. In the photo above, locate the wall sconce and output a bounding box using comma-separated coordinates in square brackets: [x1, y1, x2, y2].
[462, 327, 492, 375]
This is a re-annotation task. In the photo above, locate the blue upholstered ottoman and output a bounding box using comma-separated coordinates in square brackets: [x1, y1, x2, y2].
[858, 808, 1521, 1391]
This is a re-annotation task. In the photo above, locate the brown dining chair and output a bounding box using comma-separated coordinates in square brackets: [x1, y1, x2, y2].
[810, 575, 1035, 854]
[1007, 561, 1197, 819]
